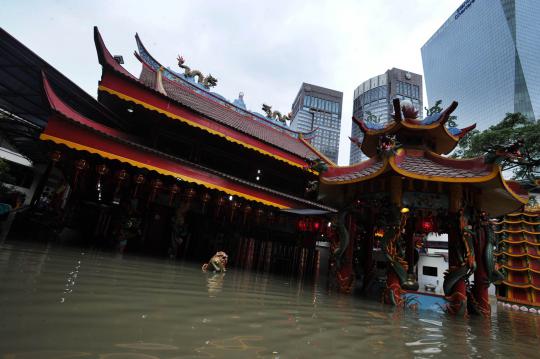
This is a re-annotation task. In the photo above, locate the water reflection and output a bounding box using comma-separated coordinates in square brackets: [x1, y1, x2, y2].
[1, 240, 540, 358]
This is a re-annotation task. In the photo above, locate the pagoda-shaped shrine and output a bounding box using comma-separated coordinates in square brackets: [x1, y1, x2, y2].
[495, 207, 540, 313]
[312, 99, 528, 316]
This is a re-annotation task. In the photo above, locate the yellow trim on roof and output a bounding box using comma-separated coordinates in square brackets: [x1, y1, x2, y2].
[98, 85, 316, 173]
[508, 212, 539, 217]
[494, 219, 540, 225]
[502, 265, 540, 274]
[40, 133, 289, 209]
[502, 281, 540, 291]
[495, 229, 540, 235]
[495, 251, 540, 259]
[502, 239, 540, 246]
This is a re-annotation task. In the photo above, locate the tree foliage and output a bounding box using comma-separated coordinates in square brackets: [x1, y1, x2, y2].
[425, 100, 458, 128]
[364, 111, 382, 123]
[457, 112, 540, 181]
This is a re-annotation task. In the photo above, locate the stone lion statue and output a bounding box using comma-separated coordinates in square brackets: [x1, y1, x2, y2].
[201, 251, 228, 273]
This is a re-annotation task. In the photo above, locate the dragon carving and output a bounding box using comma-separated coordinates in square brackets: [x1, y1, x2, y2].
[381, 207, 411, 306]
[262, 104, 291, 124]
[442, 212, 476, 316]
[177, 55, 218, 88]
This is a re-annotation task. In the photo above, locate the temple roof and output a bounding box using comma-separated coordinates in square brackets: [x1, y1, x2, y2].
[352, 100, 477, 158]
[318, 148, 528, 216]
[93, 27, 321, 169]
[40, 74, 334, 212]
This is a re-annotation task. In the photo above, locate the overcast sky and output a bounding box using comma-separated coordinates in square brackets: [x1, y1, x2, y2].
[2, 0, 462, 165]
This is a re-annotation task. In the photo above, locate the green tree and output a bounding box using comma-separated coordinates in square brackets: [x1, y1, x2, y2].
[365, 111, 382, 123]
[425, 99, 458, 128]
[457, 112, 540, 181]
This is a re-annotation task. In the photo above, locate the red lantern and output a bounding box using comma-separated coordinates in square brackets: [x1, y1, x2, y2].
[184, 188, 196, 201]
[149, 178, 163, 202]
[96, 164, 109, 176]
[420, 217, 434, 233]
[230, 201, 242, 222]
[313, 220, 321, 232]
[169, 183, 181, 206]
[132, 174, 145, 197]
[214, 196, 227, 218]
[243, 204, 252, 224]
[113, 169, 128, 203]
[50, 150, 62, 163]
[200, 192, 211, 212]
[115, 169, 129, 182]
[297, 218, 307, 232]
[73, 158, 89, 188]
[255, 208, 264, 224]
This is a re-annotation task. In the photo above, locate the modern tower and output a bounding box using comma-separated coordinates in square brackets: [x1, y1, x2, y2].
[422, 0, 540, 130]
[291, 83, 343, 163]
[350, 68, 423, 164]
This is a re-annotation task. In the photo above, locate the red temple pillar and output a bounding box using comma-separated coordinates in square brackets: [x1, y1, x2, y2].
[334, 212, 355, 294]
[472, 212, 490, 316]
[446, 183, 467, 315]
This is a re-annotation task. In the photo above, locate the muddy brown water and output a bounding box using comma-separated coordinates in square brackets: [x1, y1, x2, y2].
[0, 240, 538, 358]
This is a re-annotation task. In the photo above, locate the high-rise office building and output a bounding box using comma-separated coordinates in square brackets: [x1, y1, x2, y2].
[350, 68, 423, 164]
[422, 0, 540, 130]
[291, 83, 343, 163]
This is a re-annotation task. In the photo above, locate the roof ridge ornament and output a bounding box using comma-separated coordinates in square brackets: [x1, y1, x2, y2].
[176, 55, 218, 89]
[262, 104, 291, 125]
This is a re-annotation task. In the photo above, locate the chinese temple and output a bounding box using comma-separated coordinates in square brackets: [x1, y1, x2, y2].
[311, 99, 529, 316]
[0, 27, 335, 276]
[0, 26, 534, 316]
[495, 207, 540, 313]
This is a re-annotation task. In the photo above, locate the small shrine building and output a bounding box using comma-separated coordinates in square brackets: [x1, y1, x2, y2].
[313, 99, 528, 316]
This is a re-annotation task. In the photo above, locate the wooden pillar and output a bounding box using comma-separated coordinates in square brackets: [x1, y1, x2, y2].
[390, 176, 402, 207]
[472, 190, 490, 316]
[446, 183, 467, 315]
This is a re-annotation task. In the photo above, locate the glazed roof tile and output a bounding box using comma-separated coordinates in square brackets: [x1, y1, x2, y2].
[138, 67, 317, 160]
[93, 27, 320, 163]
[321, 159, 385, 183]
[395, 152, 492, 179]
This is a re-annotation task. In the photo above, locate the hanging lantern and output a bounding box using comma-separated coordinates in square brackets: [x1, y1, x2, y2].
[243, 204, 252, 224]
[255, 208, 264, 224]
[230, 201, 242, 222]
[95, 164, 109, 202]
[420, 216, 435, 233]
[112, 169, 128, 204]
[214, 195, 227, 218]
[313, 219, 321, 232]
[184, 188, 197, 202]
[267, 211, 275, 224]
[73, 158, 89, 188]
[96, 164, 109, 176]
[200, 192, 211, 212]
[50, 150, 62, 163]
[374, 228, 385, 238]
[169, 183, 181, 206]
[297, 218, 309, 232]
[132, 174, 146, 197]
[149, 178, 163, 202]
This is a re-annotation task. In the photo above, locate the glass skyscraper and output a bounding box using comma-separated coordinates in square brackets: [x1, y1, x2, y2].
[422, 0, 540, 130]
[350, 68, 423, 164]
[291, 83, 343, 163]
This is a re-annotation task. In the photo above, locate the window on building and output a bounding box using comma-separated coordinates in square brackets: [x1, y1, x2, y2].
[422, 266, 438, 277]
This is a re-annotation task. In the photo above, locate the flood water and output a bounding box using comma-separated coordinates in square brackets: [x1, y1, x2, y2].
[0, 240, 539, 359]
